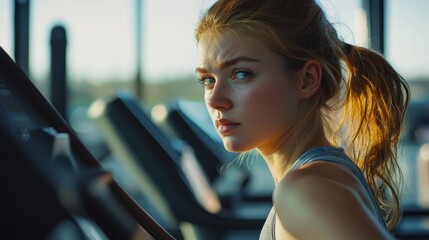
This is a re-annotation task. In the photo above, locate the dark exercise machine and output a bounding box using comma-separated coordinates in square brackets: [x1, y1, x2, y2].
[0, 46, 174, 240]
[166, 100, 273, 205]
[90, 91, 267, 240]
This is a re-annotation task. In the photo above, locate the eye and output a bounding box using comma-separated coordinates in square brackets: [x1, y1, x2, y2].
[233, 70, 252, 81]
[198, 76, 216, 87]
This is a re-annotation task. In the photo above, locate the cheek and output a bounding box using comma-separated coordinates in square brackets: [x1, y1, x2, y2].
[238, 83, 300, 125]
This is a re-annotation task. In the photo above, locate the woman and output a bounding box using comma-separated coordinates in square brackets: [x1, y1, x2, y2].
[195, 0, 409, 239]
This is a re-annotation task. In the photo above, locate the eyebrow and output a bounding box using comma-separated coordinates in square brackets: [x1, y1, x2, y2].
[195, 56, 261, 73]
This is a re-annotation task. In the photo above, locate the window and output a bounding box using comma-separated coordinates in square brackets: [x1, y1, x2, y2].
[386, 0, 429, 100]
[386, 0, 429, 206]
[320, 0, 367, 47]
[0, 0, 14, 57]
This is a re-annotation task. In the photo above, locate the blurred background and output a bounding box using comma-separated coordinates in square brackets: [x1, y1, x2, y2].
[1, 1, 428, 114]
[1, 0, 429, 238]
[1, 0, 428, 118]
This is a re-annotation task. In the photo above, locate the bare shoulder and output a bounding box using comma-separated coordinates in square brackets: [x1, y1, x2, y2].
[273, 161, 393, 240]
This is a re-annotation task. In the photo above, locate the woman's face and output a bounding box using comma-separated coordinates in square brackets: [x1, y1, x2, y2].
[196, 31, 301, 154]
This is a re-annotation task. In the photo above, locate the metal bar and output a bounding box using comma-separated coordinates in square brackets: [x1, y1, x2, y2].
[50, 25, 68, 120]
[135, 0, 143, 100]
[14, 0, 30, 75]
[363, 0, 385, 54]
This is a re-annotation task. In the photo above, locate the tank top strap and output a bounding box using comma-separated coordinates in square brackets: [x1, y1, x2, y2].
[290, 146, 356, 172]
[288, 146, 387, 229]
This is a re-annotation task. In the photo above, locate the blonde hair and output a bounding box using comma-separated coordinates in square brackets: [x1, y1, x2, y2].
[196, 0, 410, 230]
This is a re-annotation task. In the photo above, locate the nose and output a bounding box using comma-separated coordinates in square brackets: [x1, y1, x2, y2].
[205, 80, 232, 111]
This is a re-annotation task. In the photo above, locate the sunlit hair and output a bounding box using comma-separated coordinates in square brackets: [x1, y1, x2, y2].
[196, 0, 410, 230]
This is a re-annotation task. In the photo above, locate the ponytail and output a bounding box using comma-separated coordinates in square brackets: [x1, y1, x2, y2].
[336, 44, 410, 230]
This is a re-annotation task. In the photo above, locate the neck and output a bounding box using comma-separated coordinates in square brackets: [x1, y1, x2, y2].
[257, 117, 332, 184]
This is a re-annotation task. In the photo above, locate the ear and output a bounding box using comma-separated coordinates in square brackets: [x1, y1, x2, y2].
[297, 60, 322, 99]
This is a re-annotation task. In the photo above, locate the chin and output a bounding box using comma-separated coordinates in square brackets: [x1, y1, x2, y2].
[222, 138, 255, 153]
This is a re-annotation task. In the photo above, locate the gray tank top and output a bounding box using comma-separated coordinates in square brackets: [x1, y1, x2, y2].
[259, 146, 387, 240]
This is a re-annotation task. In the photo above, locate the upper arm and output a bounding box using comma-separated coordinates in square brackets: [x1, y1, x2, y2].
[273, 172, 393, 240]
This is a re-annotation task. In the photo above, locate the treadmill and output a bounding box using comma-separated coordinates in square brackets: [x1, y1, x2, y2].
[89, 91, 267, 240]
[166, 100, 273, 205]
[0, 46, 174, 240]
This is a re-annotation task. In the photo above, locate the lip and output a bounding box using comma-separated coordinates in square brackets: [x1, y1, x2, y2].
[215, 118, 241, 135]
